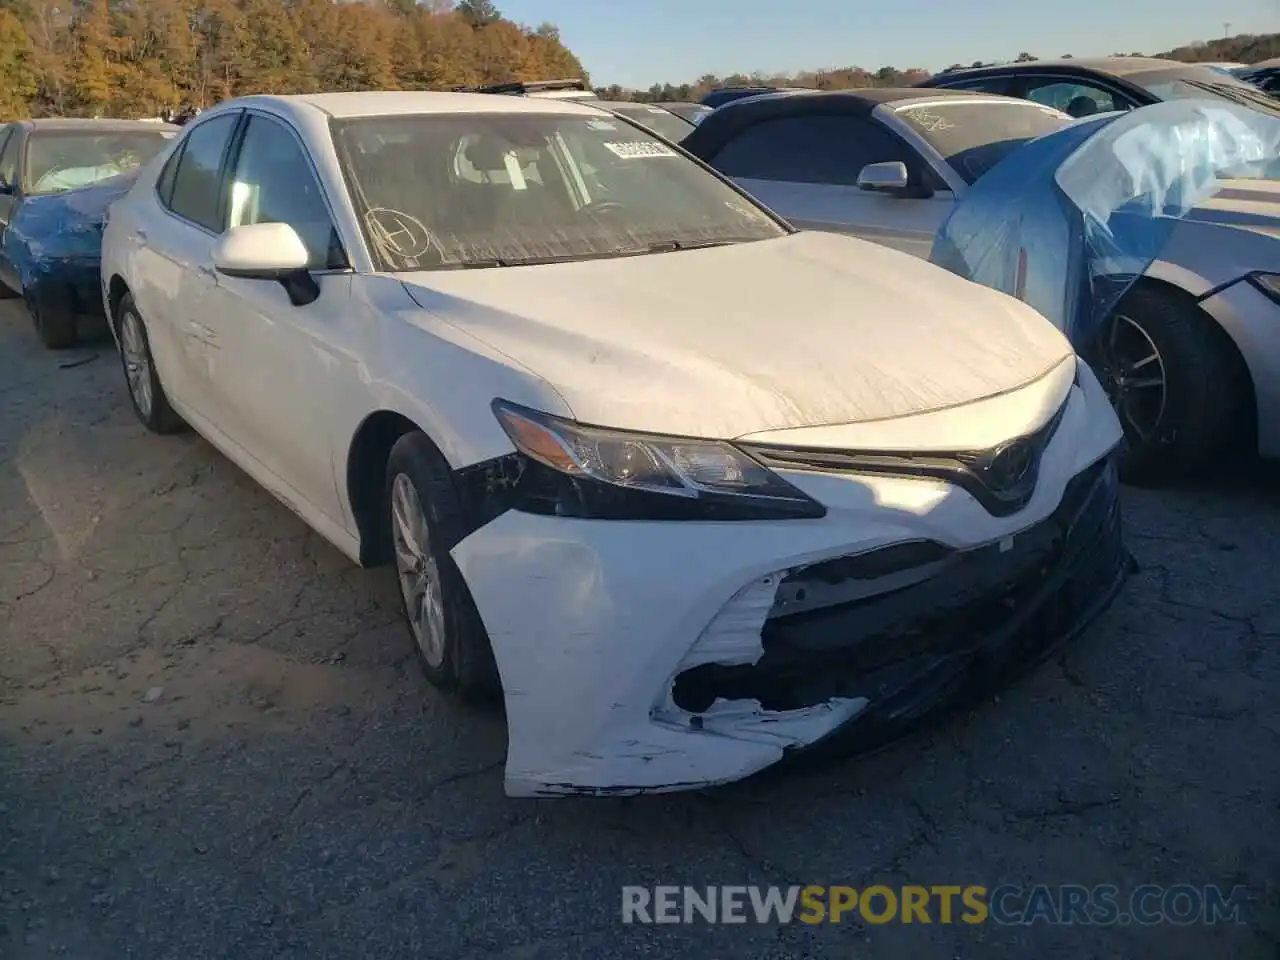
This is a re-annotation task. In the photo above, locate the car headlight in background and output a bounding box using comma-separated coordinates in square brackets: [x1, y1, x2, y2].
[492, 400, 826, 520]
[1248, 272, 1280, 304]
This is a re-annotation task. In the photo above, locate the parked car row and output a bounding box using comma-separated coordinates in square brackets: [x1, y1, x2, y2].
[5, 77, 1274, 798]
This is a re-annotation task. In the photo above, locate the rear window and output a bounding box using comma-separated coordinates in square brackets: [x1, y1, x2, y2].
[25, 130, 176, 195]
[895, 101, 1070, 184]
[597, 104, 694, 143]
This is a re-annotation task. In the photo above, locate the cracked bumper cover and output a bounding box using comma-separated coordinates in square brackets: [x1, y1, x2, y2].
[450, 378, 1130, 797]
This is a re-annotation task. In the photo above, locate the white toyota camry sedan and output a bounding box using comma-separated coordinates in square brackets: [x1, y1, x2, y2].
[100, 91, 1132, 797]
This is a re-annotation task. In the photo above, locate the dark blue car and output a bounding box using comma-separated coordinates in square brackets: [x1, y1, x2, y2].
[0, 118, 179, 348]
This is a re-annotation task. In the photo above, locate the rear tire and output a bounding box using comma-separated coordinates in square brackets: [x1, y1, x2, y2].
[116, 293, 185, 434]
[1096, 285, 1248, 485]
[28, 288, 78, 349]
[385, 431, 501, 704]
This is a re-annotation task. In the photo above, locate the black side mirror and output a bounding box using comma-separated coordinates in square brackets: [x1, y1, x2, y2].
[0, 179, 13, 196]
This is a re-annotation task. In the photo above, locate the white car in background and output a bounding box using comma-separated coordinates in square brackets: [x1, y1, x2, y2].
[683, 87, 1072, 258]
[100, 91, 1130, 797]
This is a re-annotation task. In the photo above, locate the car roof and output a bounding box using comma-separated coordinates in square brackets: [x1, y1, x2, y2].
[18, 118, 181, 133]
[713, 86, 1034, 117]
[937, 56, 1193, 78]
[681, 87, 1048, 157]
[223, 91, 611, 121]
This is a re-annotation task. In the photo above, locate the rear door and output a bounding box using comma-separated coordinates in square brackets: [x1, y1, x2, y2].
[130, 110, 242, 417]
[706, 114, 955, 257]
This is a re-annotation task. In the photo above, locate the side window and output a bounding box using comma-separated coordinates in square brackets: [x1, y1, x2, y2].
[227, 114, 346, 270]
[168, 112, 239, 231]
[155, 141, 185, 207]
[1023, 81, 1120, 117]
[0, 130, 21, 189]
[710, 115, 918, 186]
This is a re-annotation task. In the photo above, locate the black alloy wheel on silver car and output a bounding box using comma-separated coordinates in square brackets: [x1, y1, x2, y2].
[1095, 285, 1249, 484]
[115, 293, 185, 434]
[384, 431, 500, 704]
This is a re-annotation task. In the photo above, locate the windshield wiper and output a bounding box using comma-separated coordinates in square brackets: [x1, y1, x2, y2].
[644, 239, 738, 253]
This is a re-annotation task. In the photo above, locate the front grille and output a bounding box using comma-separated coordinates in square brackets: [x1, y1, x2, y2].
[741, 398, 1069, 517]
[672, 455, 1125, 717]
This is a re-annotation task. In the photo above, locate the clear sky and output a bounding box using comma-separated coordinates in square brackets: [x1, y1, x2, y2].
[495, 0, 1279, 89]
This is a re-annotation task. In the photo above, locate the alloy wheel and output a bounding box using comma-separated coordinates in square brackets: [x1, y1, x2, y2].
[120, 310, 153, 420]
[1097, 313, 1167, 445]
[390, 472, 447, 668]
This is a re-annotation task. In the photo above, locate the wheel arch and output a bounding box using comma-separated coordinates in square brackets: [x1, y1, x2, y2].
[346, 409, 450, 568]
[106, 274, 131, 335]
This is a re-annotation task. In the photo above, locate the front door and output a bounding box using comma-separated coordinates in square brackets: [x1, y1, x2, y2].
[196, 111, 355, 527]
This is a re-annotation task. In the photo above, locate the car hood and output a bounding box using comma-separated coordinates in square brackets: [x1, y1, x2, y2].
[397, 231, 1072, 440]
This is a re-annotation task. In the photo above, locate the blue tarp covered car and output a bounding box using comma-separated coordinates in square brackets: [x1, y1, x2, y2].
[930, 100, 1280, 481]
[0, 119, 179, 348]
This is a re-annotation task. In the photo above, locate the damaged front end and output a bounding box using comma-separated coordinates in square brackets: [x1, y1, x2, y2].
[655, 454, 1132, 766]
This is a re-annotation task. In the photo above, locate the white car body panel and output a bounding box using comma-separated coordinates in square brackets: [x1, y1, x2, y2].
[731, 179, 956, 258]
[403, 231, 1074, 438]
[100, 91, 1127, 797]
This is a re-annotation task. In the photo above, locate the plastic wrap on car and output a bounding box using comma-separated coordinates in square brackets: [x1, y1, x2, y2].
[928, 100, 1280, 348]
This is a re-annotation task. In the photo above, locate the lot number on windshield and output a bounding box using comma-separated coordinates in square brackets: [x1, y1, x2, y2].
[602, 141, 678, 159]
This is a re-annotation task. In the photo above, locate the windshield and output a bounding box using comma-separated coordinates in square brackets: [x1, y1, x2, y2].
[25, 131, 175, 195]
[894, 100, 1072, 184]
[593, 103, 694, 142]
[1130, 66, 1280, 114]
[331, 112, 785, 271]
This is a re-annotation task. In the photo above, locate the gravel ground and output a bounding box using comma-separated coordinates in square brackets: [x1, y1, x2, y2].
[1, 305, 1277, 960]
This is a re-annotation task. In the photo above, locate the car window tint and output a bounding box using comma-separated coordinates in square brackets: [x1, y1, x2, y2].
[168, 113, 238, 230]
[227, 114, 345, 269]
[710, 115, 915, 185]
[0, 130, 21, 189]
[945, 77, 1011, 95]
[1024, 81, 1120, 117]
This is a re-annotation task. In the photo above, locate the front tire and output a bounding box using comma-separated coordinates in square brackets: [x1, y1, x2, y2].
[385, 431, 500, 703]
[116, 294, 185, 434]
[1094, 286, 1248, 485]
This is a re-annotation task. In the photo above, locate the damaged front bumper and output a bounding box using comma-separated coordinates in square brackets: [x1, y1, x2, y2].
[673, 455, 1132, 768]
[451, 383, 1132, 798]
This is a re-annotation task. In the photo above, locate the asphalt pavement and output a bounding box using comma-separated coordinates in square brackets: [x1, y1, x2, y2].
[1, 304, 1277, 959]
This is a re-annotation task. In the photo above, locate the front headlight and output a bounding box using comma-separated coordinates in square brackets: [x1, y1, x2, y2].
[491, 400, 825, 520]
[1248, 272, 1280, 304]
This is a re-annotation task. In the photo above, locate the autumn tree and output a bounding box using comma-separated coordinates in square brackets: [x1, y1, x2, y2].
[0, 7, 37, 117]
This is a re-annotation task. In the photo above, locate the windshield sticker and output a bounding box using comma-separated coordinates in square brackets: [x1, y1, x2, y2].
[902, 107, 956, 132]
[602, 140, 678, 159]
[644, 106, 666, 113]
[586, 119, 617, 131]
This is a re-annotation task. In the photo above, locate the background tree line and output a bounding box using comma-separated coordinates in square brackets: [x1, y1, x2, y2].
[611, 32, 1280, 103]
[0, 0, 587, 118]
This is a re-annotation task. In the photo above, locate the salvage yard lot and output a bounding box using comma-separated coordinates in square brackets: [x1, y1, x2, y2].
[1, 303, 1277, 959]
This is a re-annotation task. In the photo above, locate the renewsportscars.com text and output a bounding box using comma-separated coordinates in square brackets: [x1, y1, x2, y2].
[621, 884, 1250, 926]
